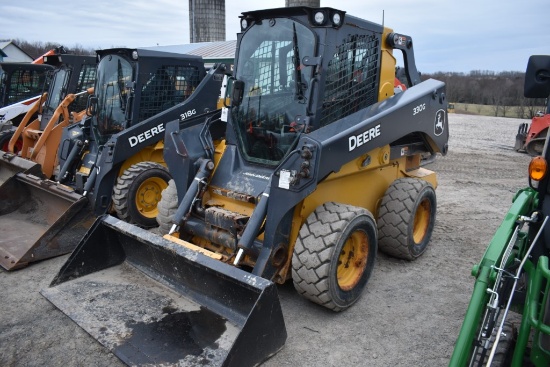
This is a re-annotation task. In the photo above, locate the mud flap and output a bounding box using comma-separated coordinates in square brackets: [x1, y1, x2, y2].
[41, 215, 287, 367]
[0, 172, 94, 270]
[0, 152, 43, 185]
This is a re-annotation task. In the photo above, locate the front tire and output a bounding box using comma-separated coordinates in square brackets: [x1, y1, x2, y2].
[156, 179, 179, 235]
[377, 178, 436, 260]
[112, 161, 171, 228]
[292, 202, 377, 312]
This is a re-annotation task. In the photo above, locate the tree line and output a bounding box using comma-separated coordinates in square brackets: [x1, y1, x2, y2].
[13, 40, 546, 119]
[14, 39, 95, 58]
[421, 70, 545, 119]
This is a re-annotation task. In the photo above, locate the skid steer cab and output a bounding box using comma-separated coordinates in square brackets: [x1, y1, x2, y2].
[43, 6, 449, 367]
[0, 62, 53, 144]
[0, 48, 225, 271]
[449, 55, 550, 367]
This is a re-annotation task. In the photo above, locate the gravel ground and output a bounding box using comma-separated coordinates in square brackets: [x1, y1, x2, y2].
[0, 113, 532, 366]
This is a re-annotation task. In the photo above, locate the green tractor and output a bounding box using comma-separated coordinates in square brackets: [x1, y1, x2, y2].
[449, 55, 550, 366]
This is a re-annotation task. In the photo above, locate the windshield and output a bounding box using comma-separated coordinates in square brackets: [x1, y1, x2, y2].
[95, 55, 133, 140]
[232, 18, 316, 166]
[43, 68, 68, 116]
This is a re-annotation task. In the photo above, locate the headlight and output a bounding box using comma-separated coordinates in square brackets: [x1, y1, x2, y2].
[314, 11, 325, 25]
[332, 12, 341, 26]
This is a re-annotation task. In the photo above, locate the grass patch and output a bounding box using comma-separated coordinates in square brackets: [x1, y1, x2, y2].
[449, 102, 543, 119]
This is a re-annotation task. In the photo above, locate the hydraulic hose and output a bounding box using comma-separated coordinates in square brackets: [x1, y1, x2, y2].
[57, 140, 83, 182]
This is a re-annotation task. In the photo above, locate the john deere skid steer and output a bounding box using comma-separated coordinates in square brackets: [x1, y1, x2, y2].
[449, 56, 550, 367]
[0, 48, 226, 270]
[42, 7, 449, 366]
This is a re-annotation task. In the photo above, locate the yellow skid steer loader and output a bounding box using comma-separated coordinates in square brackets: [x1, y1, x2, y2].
[43, 7, 449, 366]
[0, 49, 225, 270]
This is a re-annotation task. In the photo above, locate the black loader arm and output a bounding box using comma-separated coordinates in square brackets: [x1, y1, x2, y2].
[88, 64, 228, 216]
[387, 32, 421, 86]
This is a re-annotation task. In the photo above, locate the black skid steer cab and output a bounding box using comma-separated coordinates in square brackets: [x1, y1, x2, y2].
[0, 48, 227, 270]
[42, 7, 449, 367]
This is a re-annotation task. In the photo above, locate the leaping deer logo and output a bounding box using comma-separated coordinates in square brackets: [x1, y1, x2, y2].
[434, 110, 445, 136]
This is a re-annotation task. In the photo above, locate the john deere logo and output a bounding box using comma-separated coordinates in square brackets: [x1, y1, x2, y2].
[434, 109, 445, 136]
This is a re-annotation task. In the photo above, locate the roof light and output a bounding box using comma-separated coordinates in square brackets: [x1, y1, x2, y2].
[332, 12, 341, 26]
[241, 18, 248, 30]
[314, 11, 325, 25]
[529, 156, 547, 181]
[132, 50, 138, 60]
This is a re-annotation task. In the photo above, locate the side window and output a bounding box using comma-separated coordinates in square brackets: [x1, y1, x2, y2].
[71, 64, 97, 113]
[8, 70, 33, 104]
[320, 33, 380, 126]
[138, 65, 200, 121]
[171, 65, 201, 103]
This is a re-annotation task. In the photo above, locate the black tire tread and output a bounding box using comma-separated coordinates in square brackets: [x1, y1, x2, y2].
[377, 178, 435, 260]
[156, 179, 178, 234]
[112, 161, 169, 226]
[292, 202, 374, 312]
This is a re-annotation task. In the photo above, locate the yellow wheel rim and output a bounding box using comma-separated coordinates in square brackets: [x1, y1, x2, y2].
[337, 230, 369, 291]
[413, 198, 431, 244]
[135, 177, 168, 219]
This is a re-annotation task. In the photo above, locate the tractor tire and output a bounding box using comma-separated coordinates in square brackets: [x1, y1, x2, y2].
[377, 178, 436, 260]
[112, 161, 171, 228]
[292, 202, 377, 312]
[156, 179, 179, 235]
[470, 318, 517, 367]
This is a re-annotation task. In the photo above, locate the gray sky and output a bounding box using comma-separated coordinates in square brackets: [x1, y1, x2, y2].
[1, 0, 548, 73]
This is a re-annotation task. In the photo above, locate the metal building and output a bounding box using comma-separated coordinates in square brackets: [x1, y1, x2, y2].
[189, 0, 226, 43]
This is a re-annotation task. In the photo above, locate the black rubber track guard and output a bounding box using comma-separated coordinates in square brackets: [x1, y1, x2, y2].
[41, 214, 287, 367]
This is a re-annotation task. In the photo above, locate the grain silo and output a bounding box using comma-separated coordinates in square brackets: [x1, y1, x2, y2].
[189, 0, 226, 43]
[285, 0, 321, 6]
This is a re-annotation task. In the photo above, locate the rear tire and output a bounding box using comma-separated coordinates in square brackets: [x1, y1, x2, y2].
[292, 202, 377, 312]
[377, 178, 436, 260]
[112, 162, 171, 228]
[156, 179, 179, 235]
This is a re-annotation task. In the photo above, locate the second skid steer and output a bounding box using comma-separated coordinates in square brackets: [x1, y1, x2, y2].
[0, 48, 226, 270]
[43, 6, 449, 367]
[0, 62, 53, 146]
[0, 47, 68, 145]
[0, 53, 97, 183]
